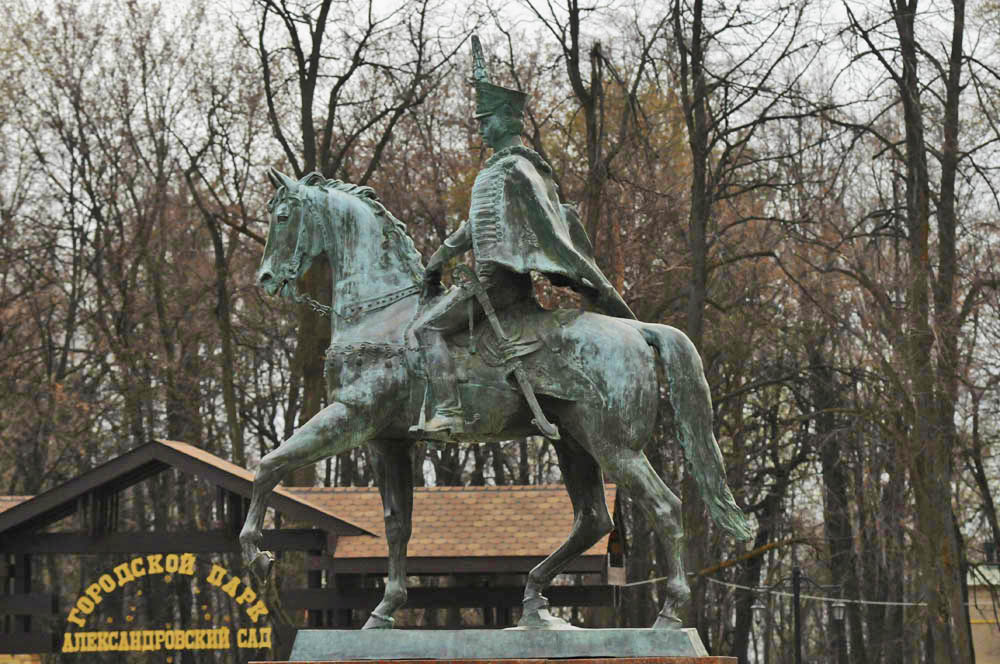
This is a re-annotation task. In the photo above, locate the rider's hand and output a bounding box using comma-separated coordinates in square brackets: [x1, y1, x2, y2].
[421, 268, 442, 300]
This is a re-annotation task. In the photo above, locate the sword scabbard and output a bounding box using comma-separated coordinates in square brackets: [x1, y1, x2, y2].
[451, 265, 560, 440]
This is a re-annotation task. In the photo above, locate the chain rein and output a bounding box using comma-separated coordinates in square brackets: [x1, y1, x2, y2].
[282, 279, 420, 320]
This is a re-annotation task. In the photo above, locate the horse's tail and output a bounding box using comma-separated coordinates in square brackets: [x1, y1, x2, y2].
[629, 321, 755, 541]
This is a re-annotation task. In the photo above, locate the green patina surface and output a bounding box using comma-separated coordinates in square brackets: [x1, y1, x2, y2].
[239, 34, 753, 633]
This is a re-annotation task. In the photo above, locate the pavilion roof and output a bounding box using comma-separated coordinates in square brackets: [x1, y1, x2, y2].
[0, 440, 372, 538]
[288, 484, 617, 560]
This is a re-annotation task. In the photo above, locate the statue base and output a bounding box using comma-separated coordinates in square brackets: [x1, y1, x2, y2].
[250, 628, 735, 663]
[255, 659, 733, 664]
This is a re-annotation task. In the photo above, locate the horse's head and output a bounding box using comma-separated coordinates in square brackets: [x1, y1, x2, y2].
[258, 168, 323, 300]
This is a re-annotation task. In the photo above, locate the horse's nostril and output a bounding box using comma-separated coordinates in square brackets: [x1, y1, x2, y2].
[259, 271, 273, 284]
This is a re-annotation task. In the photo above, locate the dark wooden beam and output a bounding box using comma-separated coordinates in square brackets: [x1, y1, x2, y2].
[309, 555, 605, 575]
[0, 630, 54, 653]
[0, 529, 328, 554]
[0, 444, 170, 536]
[0, 441, 374, 539]
[281, 585, 614, 611]
[0, 593, 57, 616]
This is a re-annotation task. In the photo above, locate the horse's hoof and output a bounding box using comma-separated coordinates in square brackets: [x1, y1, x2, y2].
[513, 607, 578, 630]
[652, 613, 684, 630]
[513, 595, 577, 630]
[250, 551, 274, 582]
[362, 612, 394, 629]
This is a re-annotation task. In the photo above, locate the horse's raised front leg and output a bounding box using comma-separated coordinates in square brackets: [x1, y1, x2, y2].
[240, 401, 376, 581]
[520, 436, 613, 629]
[362, 439, 414, 629]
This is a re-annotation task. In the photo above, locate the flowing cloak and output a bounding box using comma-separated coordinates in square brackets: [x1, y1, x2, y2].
[449, 145, 636, 320]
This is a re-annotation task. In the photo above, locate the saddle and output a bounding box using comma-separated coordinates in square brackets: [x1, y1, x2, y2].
[416, 299, 599, 439]
[323, 292, 600, 441]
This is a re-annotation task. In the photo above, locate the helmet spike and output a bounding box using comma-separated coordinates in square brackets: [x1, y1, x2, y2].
[470, 33, 526, 119]
[471, 34, 491, 84]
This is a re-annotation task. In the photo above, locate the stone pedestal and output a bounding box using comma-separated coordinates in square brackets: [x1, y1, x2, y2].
[250, 629, 736, 663]
[254, 659, 735, 664]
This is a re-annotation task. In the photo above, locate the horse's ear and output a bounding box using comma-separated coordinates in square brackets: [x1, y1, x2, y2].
[268, 167, 294, 190]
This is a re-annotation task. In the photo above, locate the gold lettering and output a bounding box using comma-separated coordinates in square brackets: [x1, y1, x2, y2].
[221, 576, 240, 598]
[246, 599, 269, 623]
[147, 554, 164, 574]
[56, 627, 245, 652]
[259, 626, 272, 648]
[98, 574, 116, 592]
[113, 562, 135, 585]
[61, 632, 79, 653]
[206, 564, 227, 586]
[76, 596, 95, 615]
[130, 557, 146, 578]
[84, 583, 103, 606]
[164, 554, 179, 573]
[235, 586, 256, 605]
[178, 553, 196, 575]
[67, 607, 86, 627]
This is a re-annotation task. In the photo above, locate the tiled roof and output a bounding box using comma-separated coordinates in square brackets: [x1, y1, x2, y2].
[288, 484, 617, 559]
[0, 496, 32, 513]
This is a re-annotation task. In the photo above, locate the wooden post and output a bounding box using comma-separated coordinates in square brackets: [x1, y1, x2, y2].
[14, 553, 31, 634]
[308, 550, 324, 627]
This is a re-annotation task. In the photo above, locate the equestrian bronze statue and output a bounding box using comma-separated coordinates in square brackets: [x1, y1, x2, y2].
[240, 35, 753, 631]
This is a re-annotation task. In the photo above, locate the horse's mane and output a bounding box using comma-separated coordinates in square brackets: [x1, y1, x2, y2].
[297, 172, 424, 278]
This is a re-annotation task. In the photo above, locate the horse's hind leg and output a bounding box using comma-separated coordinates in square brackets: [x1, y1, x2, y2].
[596, 447, 689, 628]
[240, 402, 375, 580]
[519, 436, 613, 628]
[363, 439, 414, 629]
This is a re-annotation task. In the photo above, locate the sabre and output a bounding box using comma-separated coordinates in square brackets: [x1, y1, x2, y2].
[452, 265, 560, 440]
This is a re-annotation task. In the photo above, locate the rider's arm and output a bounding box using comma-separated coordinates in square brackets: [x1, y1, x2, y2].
[426, 222, 471, 273]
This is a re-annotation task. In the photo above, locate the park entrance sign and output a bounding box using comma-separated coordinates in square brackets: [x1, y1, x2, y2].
[59, 553, 271, 654]
[0, 439, 370, 659]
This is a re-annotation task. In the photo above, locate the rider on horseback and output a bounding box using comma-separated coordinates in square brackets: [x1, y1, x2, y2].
[414, 36, 635, 435]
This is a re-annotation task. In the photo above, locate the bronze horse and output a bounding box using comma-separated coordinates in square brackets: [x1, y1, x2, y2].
[239, 169, 753, 629]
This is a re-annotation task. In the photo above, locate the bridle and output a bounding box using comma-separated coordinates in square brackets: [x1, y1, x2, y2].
[273, 187, 420, 321]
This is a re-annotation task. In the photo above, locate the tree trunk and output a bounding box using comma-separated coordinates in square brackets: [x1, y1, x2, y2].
[891, 1, 971, 658]
[810, 347, 866, 664]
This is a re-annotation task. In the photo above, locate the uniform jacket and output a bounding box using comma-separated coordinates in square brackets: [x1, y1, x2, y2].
[446, 145, 635, 320]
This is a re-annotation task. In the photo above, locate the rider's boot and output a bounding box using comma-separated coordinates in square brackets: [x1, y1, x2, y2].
[417, 329, 465, 434]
